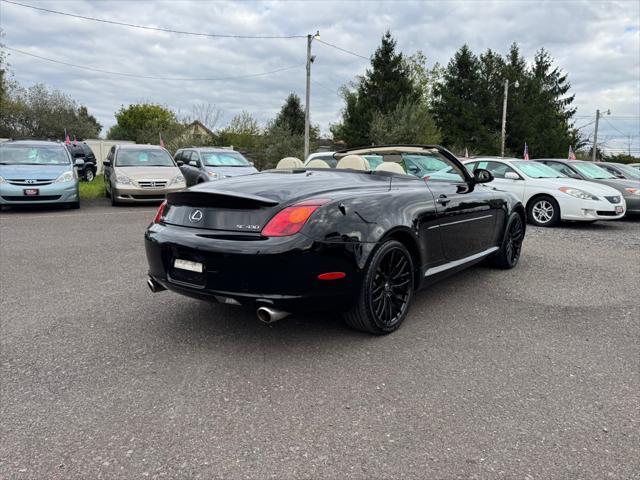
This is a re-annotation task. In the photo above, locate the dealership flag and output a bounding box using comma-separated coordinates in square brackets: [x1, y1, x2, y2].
[159, 132, 165, 148]
[64, 129, 71, 145]
[523, 143, 529, 160]
[568, 145, 576, 160]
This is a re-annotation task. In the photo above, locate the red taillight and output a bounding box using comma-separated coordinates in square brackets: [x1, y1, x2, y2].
[317, 272, 346, 281]
[261, 198, 330, 237]
[154, 200, 167, 224]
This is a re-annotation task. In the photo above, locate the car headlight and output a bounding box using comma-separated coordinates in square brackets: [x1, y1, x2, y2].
[624, 188, 640, 196]
[0, 175, 5, 184]
[168, 175, 186, 186]
[559, 187, 599, 200]
[115, 175, 131, 185]
[207, 171, 221, 180]
[55, 171, 76, 183]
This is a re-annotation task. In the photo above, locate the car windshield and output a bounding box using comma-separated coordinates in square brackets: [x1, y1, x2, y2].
[116, 149, 174, 167]
[570, 162, 616, 179]
[0, 145, 70, 165]
[615, 164, 640, 179]
[402, 153, 465, 181]
[516, 161, 566, 178]
[201, 151, 250, 167]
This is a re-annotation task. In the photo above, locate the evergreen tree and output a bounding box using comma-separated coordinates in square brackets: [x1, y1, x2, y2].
[332, 31, 418, 147]
[432, 45, 485, 151]
[272, 93, 305, 135]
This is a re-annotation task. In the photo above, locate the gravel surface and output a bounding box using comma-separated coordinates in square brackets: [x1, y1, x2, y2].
[1, 200, 638, 479]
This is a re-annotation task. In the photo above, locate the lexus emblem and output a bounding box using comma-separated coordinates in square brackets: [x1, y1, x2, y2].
[189, 209, 203, 223]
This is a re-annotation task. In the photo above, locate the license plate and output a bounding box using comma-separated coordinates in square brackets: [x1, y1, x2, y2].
[23, 188, 39, 196]
[173, 258, 203, 273]
[615, 206, 624, 214]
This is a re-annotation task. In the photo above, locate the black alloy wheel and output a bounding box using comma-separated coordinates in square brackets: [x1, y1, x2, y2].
[343, 240, 414, 335]
[491, 212, 524, 269]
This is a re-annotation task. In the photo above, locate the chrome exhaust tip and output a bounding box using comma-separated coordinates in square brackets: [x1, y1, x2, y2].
[256, 306, 290, 324]
[147, 277, 166, 293]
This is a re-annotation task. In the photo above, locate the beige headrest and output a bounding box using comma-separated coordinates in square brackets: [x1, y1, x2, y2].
[336, 154, 370, 171]
[306, 159, 330, 168]
[276, 157, 304, 169]
[375, 162, 406, 174]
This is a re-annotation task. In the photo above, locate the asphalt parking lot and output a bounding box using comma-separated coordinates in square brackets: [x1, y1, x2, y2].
[1, 200, 638, 479]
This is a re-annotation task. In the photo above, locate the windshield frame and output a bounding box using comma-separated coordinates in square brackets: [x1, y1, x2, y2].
[0, 144, 72, 166]
[569, 161, 616, 180]
[115, 148, 176, 167]
[200, 151, 251, 167]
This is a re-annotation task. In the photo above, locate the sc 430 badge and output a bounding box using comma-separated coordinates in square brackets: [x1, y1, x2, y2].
[236, 224, 261, 230]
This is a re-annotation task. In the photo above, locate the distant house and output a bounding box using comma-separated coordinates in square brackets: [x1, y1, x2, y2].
[183, 120, 216, 142]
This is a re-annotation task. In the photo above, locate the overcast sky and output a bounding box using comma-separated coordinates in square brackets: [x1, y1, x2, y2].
[1, 0, 639, 154]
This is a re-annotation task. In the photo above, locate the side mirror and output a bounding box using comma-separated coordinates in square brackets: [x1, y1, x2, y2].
[504, 171, 521, 180]
[176, 160, 184, 166]
[189, 160, 198, 167]
[103, 160, 111, 167]
[74, 158, 85, 166]
[473, 168, 494, 183]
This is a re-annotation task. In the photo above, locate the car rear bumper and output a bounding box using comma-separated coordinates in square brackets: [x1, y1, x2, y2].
[0, 181, 79, 205]
[144, 223, 364, 312]
[113, 184, 184, 203]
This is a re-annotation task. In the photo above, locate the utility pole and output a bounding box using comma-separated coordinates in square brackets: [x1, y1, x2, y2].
[592, 109, 600, 162]
[591, 109, 610, 162]
[304, 31, 320, 161]
[500, 79, 518, 158]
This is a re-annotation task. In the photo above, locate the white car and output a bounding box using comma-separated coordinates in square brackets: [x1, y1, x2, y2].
[462, 158, 626, 227]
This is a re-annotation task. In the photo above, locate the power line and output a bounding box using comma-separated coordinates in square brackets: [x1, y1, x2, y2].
[316, 39, 369, 60]
[603, 118, 632, 137]
[5, 46, 303, 81]
[1, 0, 306, 39]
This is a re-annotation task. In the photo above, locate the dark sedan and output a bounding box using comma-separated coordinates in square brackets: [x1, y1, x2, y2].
[145, 145, 526, 335]
[537, 159, 640, 214]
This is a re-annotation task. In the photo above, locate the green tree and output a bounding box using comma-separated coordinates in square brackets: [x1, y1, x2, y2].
[369, 100, 441, 145]
[432, 45, 485, 151]
[107, 103, 180, 144]
[0, 83, 101, 139]
[272, 93, 305, 135]
[332, 31, 418, 147]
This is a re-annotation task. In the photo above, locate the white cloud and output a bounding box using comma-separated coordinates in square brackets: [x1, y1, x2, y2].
[1, 0, 638, 152]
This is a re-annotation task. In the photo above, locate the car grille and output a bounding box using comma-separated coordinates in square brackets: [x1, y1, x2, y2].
[605, 196, 621, 204]
[7, 179, 54, 186]
[596, 210, 618, 216]
[137, 180, 168, 189]
[1, 195, 61, 201]
[130, 194, 165, 200]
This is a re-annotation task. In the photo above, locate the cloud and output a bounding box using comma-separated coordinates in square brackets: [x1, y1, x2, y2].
[1, 0, 638, 152]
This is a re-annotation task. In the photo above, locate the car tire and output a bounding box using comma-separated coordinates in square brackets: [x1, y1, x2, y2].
[84, 168, 96, 182]
[111, 188, 119, 206]
[490, 211, 524, 269]
[527, 195, 560, 227]
[68, 201, 80, 209]
[342, 239, 414, 335]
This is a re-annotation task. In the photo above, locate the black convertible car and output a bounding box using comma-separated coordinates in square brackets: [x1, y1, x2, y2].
[145, 145, 526, 335]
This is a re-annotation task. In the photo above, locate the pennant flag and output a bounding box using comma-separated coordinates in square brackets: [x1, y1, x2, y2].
[159, 132, 165, 148]
[64, 129, 71, 145]
[464, 147, 469, 158]
[568, 145, 576, 160]
[523, 143, 529, 160]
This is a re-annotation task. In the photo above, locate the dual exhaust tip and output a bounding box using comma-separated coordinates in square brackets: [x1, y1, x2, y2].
[147, 277, 289, 324]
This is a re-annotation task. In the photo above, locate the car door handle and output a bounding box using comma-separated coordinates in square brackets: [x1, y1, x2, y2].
[436, 195, 450, 205]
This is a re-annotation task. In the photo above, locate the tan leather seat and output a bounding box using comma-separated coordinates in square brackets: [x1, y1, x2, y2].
[375, 162, 406, 174]
[336, 155, 370, 170]
[276, 157, 304, 169]
[306, 159, 330, 168]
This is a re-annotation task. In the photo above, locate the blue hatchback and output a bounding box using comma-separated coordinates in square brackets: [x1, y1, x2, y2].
[0, 140, 81, 209]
